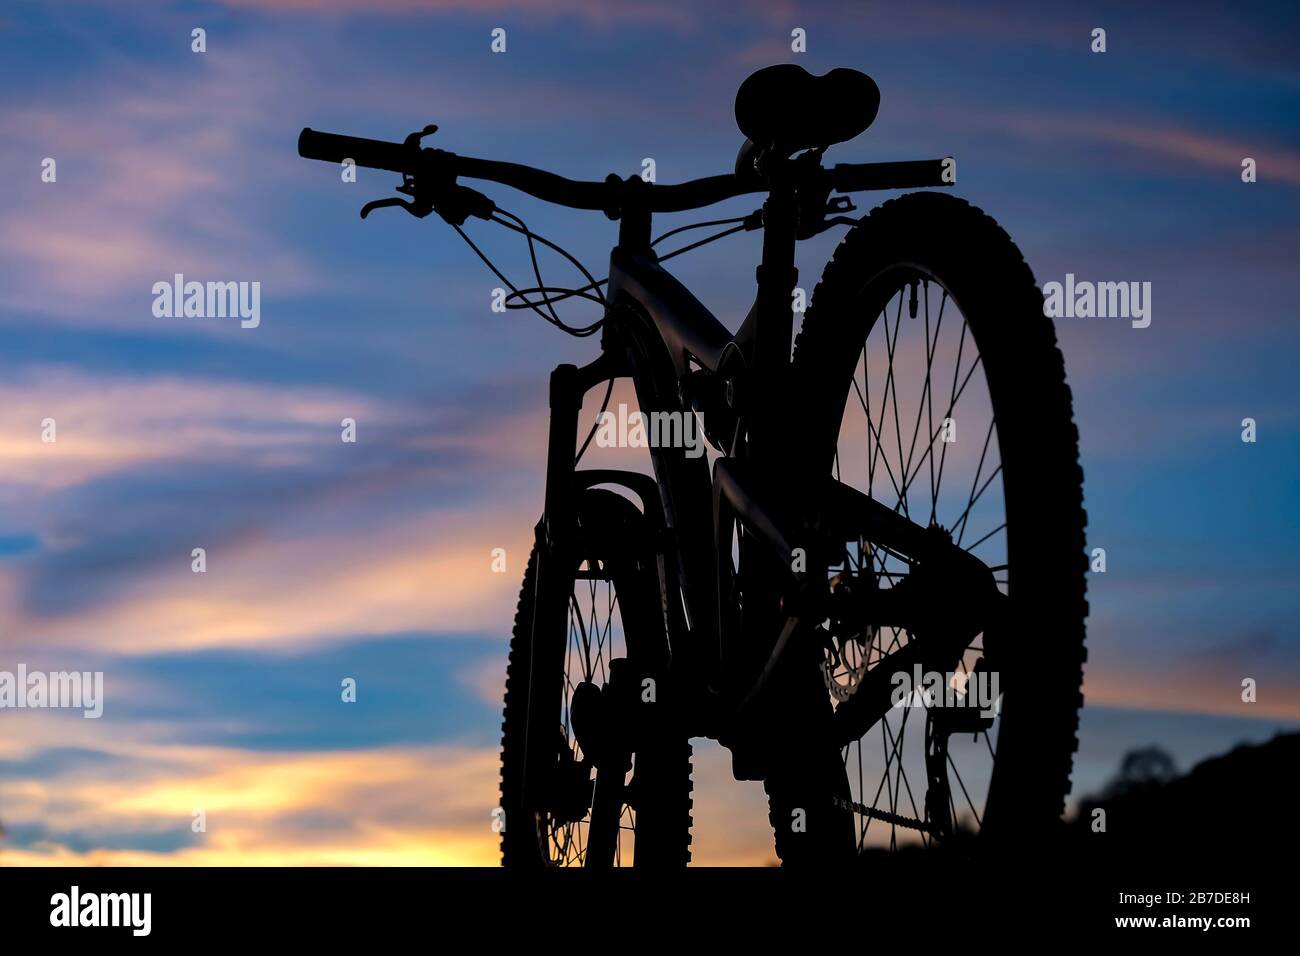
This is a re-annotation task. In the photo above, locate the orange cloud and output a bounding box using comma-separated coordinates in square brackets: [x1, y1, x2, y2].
[0, 711, 781, 866]
[0, 365, 556, 655]
[8, 502, 536, 655]
[0, 367, 389, 491]
[1082, 663, 1300, 722]
[1, 741, 504, 866]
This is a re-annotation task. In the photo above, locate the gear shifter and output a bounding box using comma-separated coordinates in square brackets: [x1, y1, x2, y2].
[359, 122, 493, 224]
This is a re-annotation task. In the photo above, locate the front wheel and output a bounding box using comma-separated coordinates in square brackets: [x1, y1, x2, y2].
[776, 192, 1088, 861]
[498, 489, 692, 867]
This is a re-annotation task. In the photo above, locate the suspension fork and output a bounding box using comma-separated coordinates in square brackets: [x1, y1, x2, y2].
[523, 352, 624, 820]
[540, 350, 625, 545]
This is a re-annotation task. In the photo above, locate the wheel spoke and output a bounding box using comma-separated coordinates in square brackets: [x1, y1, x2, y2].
[827, 275, 1007, 857]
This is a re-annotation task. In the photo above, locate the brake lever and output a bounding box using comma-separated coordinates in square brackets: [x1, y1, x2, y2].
[404, 124, 439, 147]
[360, 195, 431, 219]
[357, 122, 496, 224]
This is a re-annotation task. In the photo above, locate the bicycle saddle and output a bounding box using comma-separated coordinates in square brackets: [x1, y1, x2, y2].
[734, 65, 880, 166]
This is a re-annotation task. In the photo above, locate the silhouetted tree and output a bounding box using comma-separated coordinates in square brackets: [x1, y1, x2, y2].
[1105, 746, 1177, 797]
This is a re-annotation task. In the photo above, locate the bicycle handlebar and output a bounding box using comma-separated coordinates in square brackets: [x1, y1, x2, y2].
[297, 127, 951, 216]
[457, 156, 754, 213]
[298, 129, 415, 174]
[298, 128, 759, 214]
[826, 159, 951, 192]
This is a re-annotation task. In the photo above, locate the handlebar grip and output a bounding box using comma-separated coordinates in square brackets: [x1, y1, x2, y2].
[298, 128, 418, 175]
[829, 159, 953, 192]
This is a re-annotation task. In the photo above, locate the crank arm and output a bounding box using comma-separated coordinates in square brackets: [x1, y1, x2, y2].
[828, 634, 966, 747]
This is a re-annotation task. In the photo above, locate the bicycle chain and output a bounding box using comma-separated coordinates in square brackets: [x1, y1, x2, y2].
[831, 796, 939, 835]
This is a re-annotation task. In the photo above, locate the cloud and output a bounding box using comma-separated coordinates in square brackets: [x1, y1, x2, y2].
[455, 652, 507, 708]
[1083, 612, 1300, 722]
[0, 735, 505, 865]
[959, 108, 1300, 186]
[12, 510, 533, 654]
[0, 44, 327, 328]
[0, 364, 555, 654]
[0, 705, 781, 865]
[0, 366, 390, 492]
[215, 0, 739, 30]
[1083, 664, 1300, 722]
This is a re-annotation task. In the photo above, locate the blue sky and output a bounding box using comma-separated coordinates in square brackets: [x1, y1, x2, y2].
[0, 0, 1297, 864]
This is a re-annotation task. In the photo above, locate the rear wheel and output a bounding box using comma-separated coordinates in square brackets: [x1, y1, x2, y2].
[499, 489, 692, 867]
[776, 192, 1087, 861]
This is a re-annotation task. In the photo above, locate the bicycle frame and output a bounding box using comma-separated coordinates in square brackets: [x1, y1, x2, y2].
[293, 72, 1074, 858]
[538, 174, 809, 738]
[538, 168, 1004, 758]
[294, 123, 990, 752]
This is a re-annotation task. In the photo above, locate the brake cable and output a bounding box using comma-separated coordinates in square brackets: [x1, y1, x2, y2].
[651, 214, 755, 248]
[500, 215, 756, 313]
[454, 204, 763, 335]
[492, 208, 607, 316]
[574, 376, 615, 465]
[449, 203, 763, 461]
[451, 218, 604, 337]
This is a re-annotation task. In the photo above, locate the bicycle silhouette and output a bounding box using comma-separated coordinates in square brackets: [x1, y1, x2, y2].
[299, 65, 1087, 866]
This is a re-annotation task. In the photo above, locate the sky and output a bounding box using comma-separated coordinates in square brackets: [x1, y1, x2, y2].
[1, 0, 1297, 866]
